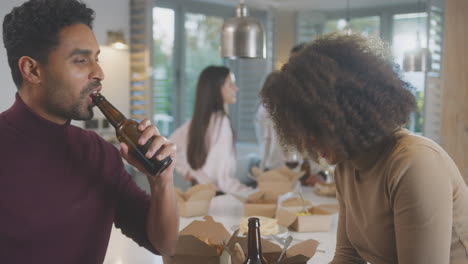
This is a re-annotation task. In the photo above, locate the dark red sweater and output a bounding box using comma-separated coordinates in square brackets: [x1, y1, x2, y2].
[0, 94, 158, 263]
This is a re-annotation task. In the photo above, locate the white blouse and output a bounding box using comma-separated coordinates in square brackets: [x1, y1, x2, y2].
[254, 105, 285, 170]
[169, 112, 251, 194]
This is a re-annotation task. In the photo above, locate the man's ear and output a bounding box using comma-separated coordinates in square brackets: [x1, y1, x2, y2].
[18, 56, 42, 85]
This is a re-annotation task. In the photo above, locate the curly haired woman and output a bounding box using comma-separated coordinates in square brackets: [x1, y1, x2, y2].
[261, 34, 468, 264]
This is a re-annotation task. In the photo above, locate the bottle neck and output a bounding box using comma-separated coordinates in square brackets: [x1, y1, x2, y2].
[247, 219, 263, 259]
[91, 93, 127, 128]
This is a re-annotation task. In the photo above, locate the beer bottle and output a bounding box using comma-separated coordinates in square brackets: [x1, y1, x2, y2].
[243, 217, 268, 264]
[91, 93, 172, 177]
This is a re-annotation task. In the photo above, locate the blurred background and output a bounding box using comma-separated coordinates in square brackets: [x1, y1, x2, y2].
[1, 0, 467, 188]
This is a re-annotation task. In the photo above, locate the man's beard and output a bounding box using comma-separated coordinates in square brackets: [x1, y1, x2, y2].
[44, 80, 100, 121]
[69, 81, 101, 121]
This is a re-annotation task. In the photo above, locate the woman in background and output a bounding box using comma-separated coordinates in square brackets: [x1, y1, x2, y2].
[170, 66, 251, 194]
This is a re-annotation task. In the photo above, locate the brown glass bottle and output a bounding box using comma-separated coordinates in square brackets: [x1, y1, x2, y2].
[91, 93, 172, 177]
[243, 218, 268, 264]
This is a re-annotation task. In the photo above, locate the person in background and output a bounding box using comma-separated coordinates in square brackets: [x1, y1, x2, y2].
[261, 33, 468, 264]
[254, 43, 326, 186]
[0, 0, 178, 262]
[169, 66, 252, 194]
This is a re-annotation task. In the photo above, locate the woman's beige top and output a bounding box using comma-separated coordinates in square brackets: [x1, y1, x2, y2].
[331, 129, 468, 264]
[169, 112, 251, 194]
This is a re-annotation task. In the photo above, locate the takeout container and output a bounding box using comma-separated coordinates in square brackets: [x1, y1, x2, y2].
[280, 197, 313, 211]
[233, 191, 279, 218]
[226, 232, 319, 264]
[275, 192, 338, 232]
[176, 184, 216, 217]
[162, 216, 230, 264]
[251, 167, 304, 195]
[314, 182, 337, 197]
[276, 204, 338, 232]
[163, 216, 320, 264]
[233, 166, 305, 218]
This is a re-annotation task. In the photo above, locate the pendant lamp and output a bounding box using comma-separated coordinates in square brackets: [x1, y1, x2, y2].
[342, 0, 352, 35]
[403, 32, 431, 72]
[403, 1, 431, 72]
[106, 30, 128, 50]
[221, 0, 265, 59]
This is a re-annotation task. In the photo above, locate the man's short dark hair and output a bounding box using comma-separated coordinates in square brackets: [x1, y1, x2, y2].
[2, 0, 95, 88]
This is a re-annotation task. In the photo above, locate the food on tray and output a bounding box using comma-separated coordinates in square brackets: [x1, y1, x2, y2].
[240, 216, 279, 236]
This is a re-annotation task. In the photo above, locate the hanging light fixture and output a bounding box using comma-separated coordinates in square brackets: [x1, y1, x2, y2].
[403, 1, 431, 72]
[221, 0, 265, 59]
[106, 30, 128, 50]
[403, 33, 431, 72]
[342, 0, 352, 35]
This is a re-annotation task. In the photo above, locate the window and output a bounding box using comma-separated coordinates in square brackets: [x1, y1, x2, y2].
[296, 12, 380, 43]
[151, 0, 271, 143]
[323, 16, 380, 36]
[183, 13, 223, 121]
[152, 7, 175, 136]
[392, 12, 428, 134]
[297, 7, 435, 136]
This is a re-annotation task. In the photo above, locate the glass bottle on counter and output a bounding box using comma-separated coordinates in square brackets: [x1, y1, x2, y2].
[243, 217, 268, 264]
[91, 93, 172, 177]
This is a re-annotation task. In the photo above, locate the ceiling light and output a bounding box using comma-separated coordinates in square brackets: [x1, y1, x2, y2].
[107, 30, 128, 50]
[221, 0, 265, 59]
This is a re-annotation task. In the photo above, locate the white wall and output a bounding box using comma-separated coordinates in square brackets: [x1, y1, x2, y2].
[0, 0, 131, 118]
[0, 0, 19, 112]
[274, 9, 296, 70]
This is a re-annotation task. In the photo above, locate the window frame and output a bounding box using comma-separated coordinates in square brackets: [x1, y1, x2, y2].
[149, 0, 272, 143]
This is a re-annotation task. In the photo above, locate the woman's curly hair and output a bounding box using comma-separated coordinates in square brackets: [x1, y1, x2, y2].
[260, 33, 416, 160]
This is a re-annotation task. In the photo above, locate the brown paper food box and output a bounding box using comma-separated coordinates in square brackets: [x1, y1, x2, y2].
[314, 182, 337, 197]
[164, 216, 320, 264]
[162, 216, 230, 264]
[276, 204, 339, 232]
[281, 197, 313, 209]
[238, 191, 280, 218]
[253, 167, 305, 195]
[176, 184, 216, 217]
[227, 233, 319, 264]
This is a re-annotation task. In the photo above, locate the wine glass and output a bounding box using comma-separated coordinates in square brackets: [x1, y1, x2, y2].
[284, 150, 302, 171]
[318, 157, 335, 183]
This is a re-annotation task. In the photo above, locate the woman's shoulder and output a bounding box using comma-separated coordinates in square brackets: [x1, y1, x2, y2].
[392, 129, 446, 159]
[211, 111, 228, 120]
[385, 129, 460, 184]
[209, 111, 230, 126]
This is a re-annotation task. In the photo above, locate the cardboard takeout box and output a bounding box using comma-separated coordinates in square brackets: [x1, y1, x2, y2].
[252, 167, 304, 195]
[280, 197, 313, 209]
[176, 184, 216, 217]
[315, 182, 337, 197]
[276, 204, 338, 232]
[226, 232, 319, 264]
[162, 216, 230, 264]
[235, 191, 279, 218]
[164, 216, 320, 264]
